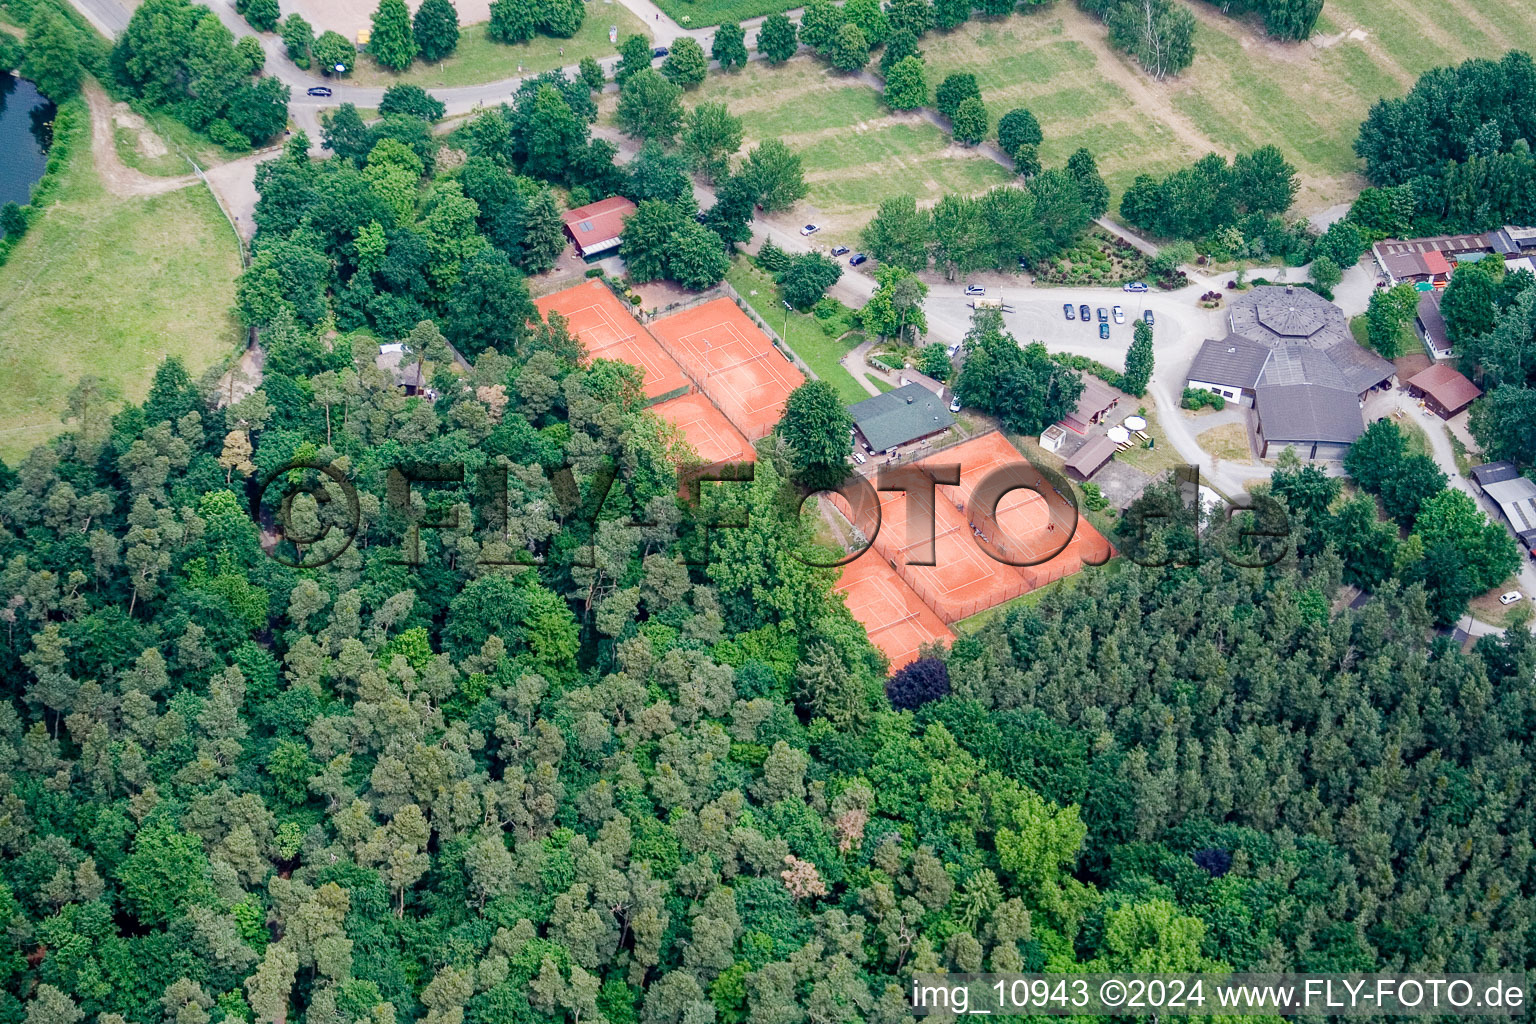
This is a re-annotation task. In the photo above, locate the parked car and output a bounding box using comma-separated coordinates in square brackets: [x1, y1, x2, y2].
[1123, 281, 1149, 293]
[830, 245, 849, 257]
[652, 46, 670, 58]
[946, 343, 959, 357]
[1099, 323, 1110, 340]
[849, 253, 868, 266]
[949, 395, 962, 413]
[1063, 303, 1075, 320]
[1079, 304, 1091, 321]
[1143, 309, 1155, 325]
[964, 285, 986, 296]
[306, 86, 333, 97]
[1096, 307, 1109, 323]
[1112, 305, 1125, 324]
[800, 224, 820, 236]
[1501, 591, 1524, 605]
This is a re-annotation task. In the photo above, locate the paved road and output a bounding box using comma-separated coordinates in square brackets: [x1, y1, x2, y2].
[68, 0, 796, 119]
[69, 0, 130, 34]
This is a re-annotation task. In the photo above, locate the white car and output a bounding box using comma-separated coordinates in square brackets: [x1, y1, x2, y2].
[949, 396, 962, 413]
[800, 224, 820, 236]
[1500, 591, 1524, 605]
[964, 285, 985, 296]
[1112, 305, 1125, 324]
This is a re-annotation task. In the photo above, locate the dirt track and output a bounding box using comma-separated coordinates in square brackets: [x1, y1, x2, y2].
[82, 82, 200, 198]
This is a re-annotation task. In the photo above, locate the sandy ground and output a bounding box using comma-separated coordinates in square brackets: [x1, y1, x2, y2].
[277, 0, 493, 40]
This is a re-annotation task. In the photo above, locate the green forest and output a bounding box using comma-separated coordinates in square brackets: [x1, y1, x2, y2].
[3, 293, 1536, 1024]
[3, 2, 1536, 1022]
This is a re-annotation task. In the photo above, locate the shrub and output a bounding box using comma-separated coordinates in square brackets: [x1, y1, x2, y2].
[207, 118, 252, 151]
[1181, 387, 1225, 411]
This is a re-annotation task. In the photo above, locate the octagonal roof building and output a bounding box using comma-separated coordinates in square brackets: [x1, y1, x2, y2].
[1228, 285, 1351, 350]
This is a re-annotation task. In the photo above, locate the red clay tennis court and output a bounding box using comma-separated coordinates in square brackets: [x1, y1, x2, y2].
[834, 554, 955, 671]
[652, 393, 756, 466]
[942, 431, 1111, 574]
[535, 281, 691, 402]
[854, 432, 1113, 623]
[650, 298, 805, 440]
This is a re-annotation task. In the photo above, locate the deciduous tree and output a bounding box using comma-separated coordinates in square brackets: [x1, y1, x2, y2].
[741, 139, 808, 212]
[683, 102, 744, 183]
[712, 21, 749, 69]
[778, 380, 853, 487]
[616, 68, 684, 143]
[883, 55, 928, 110]
[662, 37, 709, 88]
[413, 0, 460, 62]
[757, 13, 799, 62]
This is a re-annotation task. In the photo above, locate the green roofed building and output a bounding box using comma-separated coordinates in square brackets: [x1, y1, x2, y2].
[849, 383, 956, 454]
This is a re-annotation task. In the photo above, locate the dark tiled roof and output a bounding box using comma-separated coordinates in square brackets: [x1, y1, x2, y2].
[1228, 286, 1352, 350]
[1471, 461, 1521, 486]
[849, 383, 955, 451]
[1060, 375, 1126, 432]
[1187, 336, 1270, 390]
[1319, 341, 1396, 395]
[1256, 383, 1366, 445]
[1064, 434, 1117, 477]
[1417, 289, 1448, 345]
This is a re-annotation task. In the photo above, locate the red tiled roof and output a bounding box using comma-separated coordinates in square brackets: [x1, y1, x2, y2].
[1422, 251, 1452, 276]
[1408, 363, 1482, 413]
[561, 196, 636, 255]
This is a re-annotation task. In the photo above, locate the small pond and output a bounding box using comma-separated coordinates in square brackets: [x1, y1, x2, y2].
[0, 75, 56, 221]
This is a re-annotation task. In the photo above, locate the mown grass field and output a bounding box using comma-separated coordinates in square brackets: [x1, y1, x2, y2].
[921, 1, 1536, 213]
[0, 106, 244, 462]
[678, 58, 1014, 237]
[653, 0, 793, 28]
[347, 8, 651, 89]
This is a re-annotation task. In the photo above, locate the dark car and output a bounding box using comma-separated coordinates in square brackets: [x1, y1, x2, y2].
[831, 245, 849, 257]
[1099, 323, 1110, 340]
[849, 253, 868, 266]
[652, 46, 670, 58]
[1063, 303, 1075, 320]
[1078, 304, 1091, 321]
[306, 86, 333, 97]
[1143, 309, 1155, 325]
[1096, 307, 1109, 323]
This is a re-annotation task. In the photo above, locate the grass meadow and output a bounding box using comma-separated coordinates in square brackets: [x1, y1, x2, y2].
[920, 1, 1536, 211]
[0, 109, 244, 462]
[677, 58, 1015, 237]
[653, 0, 794, 28]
